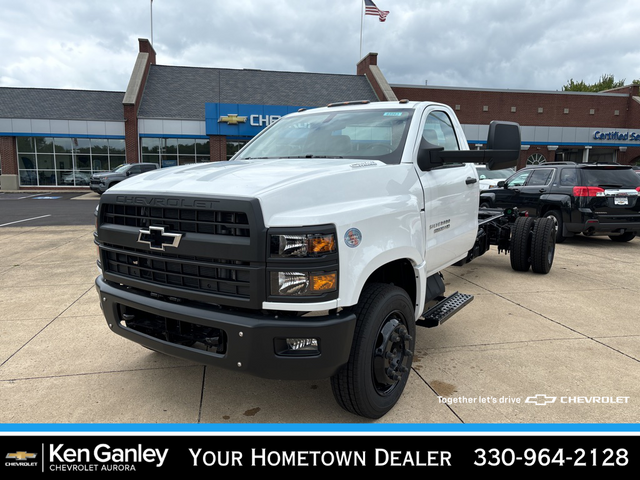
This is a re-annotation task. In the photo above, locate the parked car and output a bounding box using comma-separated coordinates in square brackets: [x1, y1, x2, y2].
[479, 162, 640, 242]
[90, 163, 159, 194]
[62, 171, 92, 186]
[475, 165, 515, 190]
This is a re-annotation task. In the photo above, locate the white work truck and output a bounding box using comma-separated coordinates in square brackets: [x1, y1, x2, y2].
[94, 100, 556, 418]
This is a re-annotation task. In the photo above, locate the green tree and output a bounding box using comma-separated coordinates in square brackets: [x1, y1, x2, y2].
[562, 74, 625, 92]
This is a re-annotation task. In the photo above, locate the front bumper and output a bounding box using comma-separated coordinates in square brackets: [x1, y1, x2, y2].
[96, 276, 356, 380]
[90, 182, 106, 194]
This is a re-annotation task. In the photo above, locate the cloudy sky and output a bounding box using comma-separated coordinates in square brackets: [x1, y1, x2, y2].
[2, 0, 640, 93]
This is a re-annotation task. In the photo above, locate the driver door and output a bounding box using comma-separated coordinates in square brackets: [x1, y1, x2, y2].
[416, 109, 478, 274]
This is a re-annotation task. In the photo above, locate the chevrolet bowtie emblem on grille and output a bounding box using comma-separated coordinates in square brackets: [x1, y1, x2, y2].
[137, 226, 182, 251]
[218, 114, 247, 125]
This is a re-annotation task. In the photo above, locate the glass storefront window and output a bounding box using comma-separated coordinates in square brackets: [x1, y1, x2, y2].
[108, 139, 126, 154]
[54, 138, 73, 153]
[141, 137, 211, 166]
[16, 136, 127, 187]
[17, 137, 34, 153]
[35, 137, 54, 153]
[227, 141, 247, 159]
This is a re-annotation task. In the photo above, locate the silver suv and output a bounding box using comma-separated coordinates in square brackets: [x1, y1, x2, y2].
[90, 163, 159, 194]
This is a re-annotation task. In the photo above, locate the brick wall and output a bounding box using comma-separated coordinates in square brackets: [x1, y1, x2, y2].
[392, 85, 634, 129]
[0, 136, 17, 174]
[124, 39, 156, 164]
[357, 53, 385, 101]
[392, 84, 640, 166]
[209, 136, 227, 162]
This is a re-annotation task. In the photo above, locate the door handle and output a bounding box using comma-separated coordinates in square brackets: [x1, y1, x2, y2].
[465, 177, 478, 185]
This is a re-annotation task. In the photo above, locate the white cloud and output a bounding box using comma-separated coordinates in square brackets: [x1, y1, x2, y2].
[1, 0, 640, 92]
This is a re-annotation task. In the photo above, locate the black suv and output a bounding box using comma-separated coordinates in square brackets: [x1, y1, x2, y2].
[480, 162, 640, 242]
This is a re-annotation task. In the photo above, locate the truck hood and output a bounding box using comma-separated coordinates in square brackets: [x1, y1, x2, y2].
[108, 158, 421, 226]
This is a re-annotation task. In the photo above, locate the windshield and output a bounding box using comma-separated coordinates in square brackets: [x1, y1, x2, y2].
[476, 167, 515, 179]
[112, 164, 129, 173]
[234, 108, 414, 164]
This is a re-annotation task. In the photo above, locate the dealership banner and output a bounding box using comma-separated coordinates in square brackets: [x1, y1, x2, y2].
[205, 103, 309, 137]
[0, 434, 636, 473]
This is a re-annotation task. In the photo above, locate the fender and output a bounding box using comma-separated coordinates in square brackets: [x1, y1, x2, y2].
[538, 194, 572, 219]
[479, 190, 497, 206]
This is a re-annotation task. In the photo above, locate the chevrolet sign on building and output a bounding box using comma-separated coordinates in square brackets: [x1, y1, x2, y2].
[206, 103, 307, 137]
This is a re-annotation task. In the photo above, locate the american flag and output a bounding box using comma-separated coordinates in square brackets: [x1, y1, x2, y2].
[364, 0, 389, 22]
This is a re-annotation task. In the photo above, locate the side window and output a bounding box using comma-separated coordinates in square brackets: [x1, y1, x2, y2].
[128, 165, 141, 175]
[507, 170, 531, 187]
[142, 165, 156, 172]
[527, 168, 554, 186]
[422, 111, 460, 152]
[559, 168, 578, 186]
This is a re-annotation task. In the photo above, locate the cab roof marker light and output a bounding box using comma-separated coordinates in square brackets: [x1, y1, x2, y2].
[327, 100, 371, 108]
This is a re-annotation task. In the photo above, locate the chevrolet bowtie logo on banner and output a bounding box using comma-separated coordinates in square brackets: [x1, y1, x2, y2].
[6, 451, 37, 461]
[137, 226, 182, 251]
[218, 114, 247, 125]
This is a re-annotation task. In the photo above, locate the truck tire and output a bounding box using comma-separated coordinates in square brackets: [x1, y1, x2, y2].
[530, 217, 556, 274]
[510, 216, 534, 271]
[330, 283, 415, 419]
[544, 209, 565, 243]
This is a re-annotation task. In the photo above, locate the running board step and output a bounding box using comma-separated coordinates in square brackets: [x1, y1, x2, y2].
[417, 291, 474, 328]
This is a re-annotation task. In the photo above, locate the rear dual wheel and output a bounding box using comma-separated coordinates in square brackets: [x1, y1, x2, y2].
[530, 217, 556, 273]
[510, 216, 535, 271]
[510, 216, 556, 274]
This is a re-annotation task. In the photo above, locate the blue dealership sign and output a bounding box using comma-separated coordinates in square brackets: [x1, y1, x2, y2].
[205, 103, 308, 137]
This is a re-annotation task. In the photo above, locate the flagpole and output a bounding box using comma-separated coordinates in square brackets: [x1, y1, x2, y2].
[150, 0, 154, 45]
[359, 0, 364, 60]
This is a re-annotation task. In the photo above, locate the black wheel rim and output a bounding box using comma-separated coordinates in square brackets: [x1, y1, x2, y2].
[372, 310, 413, 396]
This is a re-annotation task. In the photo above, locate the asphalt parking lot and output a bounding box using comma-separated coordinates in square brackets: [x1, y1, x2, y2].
[0, 191, 639, 428]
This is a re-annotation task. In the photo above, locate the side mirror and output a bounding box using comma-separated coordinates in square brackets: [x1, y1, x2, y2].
[417, 120, 521, 172]
[484, 121, 521, 170]
[498, 181, 506, 188]
[417, 138, 445, 171]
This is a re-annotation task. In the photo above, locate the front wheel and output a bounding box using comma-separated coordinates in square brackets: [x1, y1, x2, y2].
[331, 283, 416, 419]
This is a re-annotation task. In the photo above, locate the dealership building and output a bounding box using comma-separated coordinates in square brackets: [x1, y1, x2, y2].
[2, 38, 640, 190]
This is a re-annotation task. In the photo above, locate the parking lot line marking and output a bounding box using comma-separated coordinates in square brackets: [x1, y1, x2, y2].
[17, 193, 44, 199]
[0, 214, 52, 227]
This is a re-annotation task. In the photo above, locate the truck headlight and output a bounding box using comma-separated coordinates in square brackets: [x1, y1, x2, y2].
[270, 271, 337, 296]
[270, 233, 336, 258]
